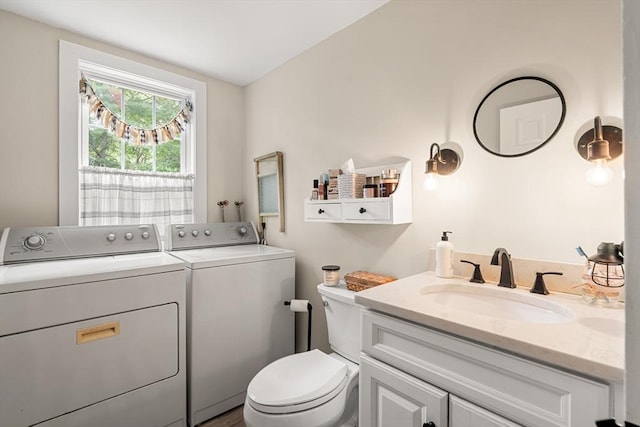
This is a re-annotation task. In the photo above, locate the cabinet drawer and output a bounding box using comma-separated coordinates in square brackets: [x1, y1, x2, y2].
[362, 309, 610, 427]
[305, 202, 341, 221]
[342, 200, 390, 221]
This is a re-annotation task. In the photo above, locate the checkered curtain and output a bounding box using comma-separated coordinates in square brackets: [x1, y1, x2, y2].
[80, 166, 193, 226]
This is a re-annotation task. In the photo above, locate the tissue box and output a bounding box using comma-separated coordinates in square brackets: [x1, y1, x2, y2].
[337, 173, 366, 199]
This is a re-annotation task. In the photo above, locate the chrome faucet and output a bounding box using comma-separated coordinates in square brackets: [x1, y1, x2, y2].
[491, 248, 516, 288]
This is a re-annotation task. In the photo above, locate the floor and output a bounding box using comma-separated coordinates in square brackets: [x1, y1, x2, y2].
[199, 405, 246, 427]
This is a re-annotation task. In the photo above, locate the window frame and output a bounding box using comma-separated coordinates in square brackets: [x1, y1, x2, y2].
[59, 40, 207, 226]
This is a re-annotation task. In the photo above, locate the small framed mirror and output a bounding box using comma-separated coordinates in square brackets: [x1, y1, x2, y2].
[473, 76, 566, 157]
[254, 151, 284, 232]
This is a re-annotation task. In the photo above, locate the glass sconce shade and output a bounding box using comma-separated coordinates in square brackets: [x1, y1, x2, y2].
[423, 172, 439, 191]
[585, 160, 614, 186]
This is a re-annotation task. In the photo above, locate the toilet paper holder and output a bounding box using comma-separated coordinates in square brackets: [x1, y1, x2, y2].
[284, 300, 313, 352]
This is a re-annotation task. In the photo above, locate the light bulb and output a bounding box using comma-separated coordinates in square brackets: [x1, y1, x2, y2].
[423, 172, 439, 191]
[585, 160, 613, 186]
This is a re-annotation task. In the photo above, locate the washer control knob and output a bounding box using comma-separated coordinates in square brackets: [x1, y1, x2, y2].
[238, 226, 248, 236]
[106, 233, 116, 242]
[178, 230, 186, 238]
[124, 232, 133, 240]
[204, 229, 212, 236]
[141, 231, 150, 239]
[192, 230, 199, 237]
[24, 234, 46, 250]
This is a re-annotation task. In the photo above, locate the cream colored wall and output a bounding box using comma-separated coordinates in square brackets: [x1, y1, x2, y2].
[244, 0, 624, 352]
[0, 10, 245, 230]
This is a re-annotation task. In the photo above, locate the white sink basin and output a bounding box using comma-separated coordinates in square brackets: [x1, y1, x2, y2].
[420, 284, 575, 323]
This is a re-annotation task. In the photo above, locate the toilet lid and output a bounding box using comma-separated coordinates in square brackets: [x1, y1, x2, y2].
[247, 349, 347, 407]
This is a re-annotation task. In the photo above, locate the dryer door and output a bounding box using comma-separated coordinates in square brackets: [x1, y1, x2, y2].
[0, 303, 178, 427]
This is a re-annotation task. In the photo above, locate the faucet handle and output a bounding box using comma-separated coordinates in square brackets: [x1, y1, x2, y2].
[460, 260, 485, 283]
[530, 272, 563, 295]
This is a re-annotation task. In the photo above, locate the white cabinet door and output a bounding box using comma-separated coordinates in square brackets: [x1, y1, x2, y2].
[360, 354, 448, 427]
[450, 396, 521, 427]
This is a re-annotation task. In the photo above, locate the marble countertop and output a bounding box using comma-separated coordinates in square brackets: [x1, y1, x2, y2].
[353, 271, 625, 383]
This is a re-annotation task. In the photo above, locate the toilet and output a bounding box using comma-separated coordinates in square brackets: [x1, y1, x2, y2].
[244, 283, 360, 427]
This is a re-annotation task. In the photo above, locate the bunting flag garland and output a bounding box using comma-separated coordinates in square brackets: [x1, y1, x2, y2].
[79, 76, 192, 146]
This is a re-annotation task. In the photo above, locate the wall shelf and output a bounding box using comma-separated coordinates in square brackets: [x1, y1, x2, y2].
[304, 160, 412, 225]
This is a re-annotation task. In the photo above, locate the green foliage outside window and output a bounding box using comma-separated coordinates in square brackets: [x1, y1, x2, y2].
[125, 144, 153, 171]
[88, 128, 120, 168]
[157, 140, 181, 172]
[87, 79, 183, 172]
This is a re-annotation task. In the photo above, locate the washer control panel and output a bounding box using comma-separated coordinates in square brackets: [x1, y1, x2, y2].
[165, 221, 258, 251]
[0, 224, 161, 265]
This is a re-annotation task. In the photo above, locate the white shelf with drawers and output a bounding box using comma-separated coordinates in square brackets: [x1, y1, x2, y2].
[304, 160, 412, 224]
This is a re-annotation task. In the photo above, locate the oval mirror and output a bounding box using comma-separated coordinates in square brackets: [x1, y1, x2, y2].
[473, 76, 566, 157]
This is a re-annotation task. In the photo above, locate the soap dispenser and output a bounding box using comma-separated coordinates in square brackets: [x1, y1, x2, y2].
[435, 231, 454, 278]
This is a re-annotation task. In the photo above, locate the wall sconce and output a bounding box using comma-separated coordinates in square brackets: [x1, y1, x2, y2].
[423, 143, 462, 191]
[576, 116, 623, 186]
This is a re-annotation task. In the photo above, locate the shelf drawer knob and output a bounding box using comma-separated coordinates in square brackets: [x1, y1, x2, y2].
[424, 422, 436, 427]
[318, 209, 325, 214]
[359, 207, 367, 214]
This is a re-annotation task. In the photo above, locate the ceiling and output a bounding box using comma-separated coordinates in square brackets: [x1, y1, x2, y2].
[0, 0, 389, 86]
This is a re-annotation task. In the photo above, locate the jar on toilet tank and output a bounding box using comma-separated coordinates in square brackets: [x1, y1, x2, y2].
[322, 265, 341, 286]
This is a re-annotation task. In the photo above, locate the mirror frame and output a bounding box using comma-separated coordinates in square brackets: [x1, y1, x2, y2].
[254, 151, 285, 233]
[473, 76, 566, 158]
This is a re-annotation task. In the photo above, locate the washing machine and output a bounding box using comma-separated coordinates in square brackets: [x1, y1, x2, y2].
[0, 224, 186, 427]
[165, 221, 295, 427]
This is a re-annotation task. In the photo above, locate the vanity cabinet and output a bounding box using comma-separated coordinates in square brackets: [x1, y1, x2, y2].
[304, 160, 412, 224]
[360, 309, 612, 427]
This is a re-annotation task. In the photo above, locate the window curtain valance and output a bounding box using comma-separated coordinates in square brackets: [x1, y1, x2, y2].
[80, 166, 194, 226]
[79, 76, 192, 146]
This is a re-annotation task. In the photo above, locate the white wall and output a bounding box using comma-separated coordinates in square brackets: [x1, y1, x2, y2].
[0, 10, 245, 230]
[244, 0, 624, 351]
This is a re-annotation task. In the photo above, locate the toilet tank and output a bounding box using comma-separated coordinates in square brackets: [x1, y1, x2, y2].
[317, 284, 361, 363]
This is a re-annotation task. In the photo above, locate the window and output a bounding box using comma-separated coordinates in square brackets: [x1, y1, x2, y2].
[84, 78, 184, 173]
[59, 41, 207, 227]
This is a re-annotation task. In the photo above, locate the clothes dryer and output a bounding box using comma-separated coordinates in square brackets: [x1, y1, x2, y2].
[0, 224, 186, 427]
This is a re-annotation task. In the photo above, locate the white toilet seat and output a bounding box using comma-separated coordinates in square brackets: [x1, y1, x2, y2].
[247, 349, 349, 414]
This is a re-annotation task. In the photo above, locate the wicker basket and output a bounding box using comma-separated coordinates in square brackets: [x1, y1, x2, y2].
[344, 270, 397, 292]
